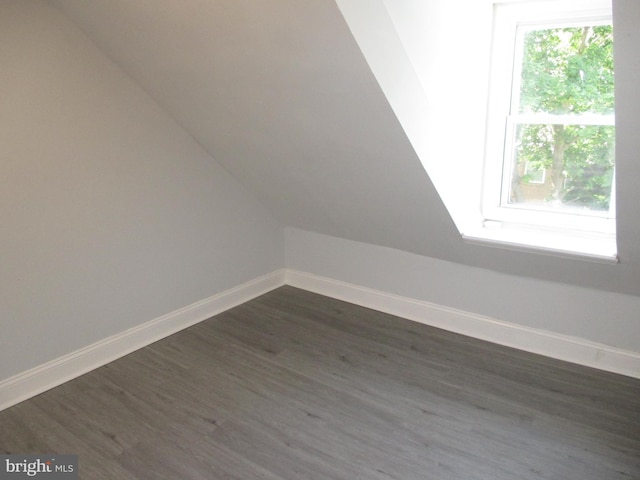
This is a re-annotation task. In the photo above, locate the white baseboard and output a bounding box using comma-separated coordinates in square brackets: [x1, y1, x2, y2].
[285, 269, 640, 379]
[0, 269, 286, 412]
[3, 266, 638, 413]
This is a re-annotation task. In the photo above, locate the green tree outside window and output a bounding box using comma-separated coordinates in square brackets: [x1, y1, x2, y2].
[509, 25, 614, 212]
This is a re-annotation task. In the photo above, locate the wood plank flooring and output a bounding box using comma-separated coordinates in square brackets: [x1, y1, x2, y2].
[1, 286, 639, 479]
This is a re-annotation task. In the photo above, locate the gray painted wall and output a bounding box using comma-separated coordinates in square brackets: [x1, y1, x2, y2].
[3, 0, 638, 383]
[285, 227, 640, 353]
[48, 0, 640, 298]
[0, 1, 283, 381]
[47, 0, 461, 262]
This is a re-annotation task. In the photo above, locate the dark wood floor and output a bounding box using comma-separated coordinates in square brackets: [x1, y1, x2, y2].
[1, 286, 639, 479]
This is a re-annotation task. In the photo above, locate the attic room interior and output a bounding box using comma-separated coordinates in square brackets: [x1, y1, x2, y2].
[1, 0, 638, 478]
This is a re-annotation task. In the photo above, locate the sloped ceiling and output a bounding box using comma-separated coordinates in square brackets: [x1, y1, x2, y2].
[47, 0, 640, 296]
[47, 0, 460, 258]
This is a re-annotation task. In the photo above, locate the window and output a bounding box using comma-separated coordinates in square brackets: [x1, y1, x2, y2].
[334, 0, 618, 261]
[523, 161, 546, 185]
[482, 0, 616, 259]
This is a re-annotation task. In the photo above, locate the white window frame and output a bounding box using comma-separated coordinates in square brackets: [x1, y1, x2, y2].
[482, 0, 616, 238]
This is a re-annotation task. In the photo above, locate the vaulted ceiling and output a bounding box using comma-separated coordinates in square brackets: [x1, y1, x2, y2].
[47, 0, 640, 296]
[47, 0, 459, 255]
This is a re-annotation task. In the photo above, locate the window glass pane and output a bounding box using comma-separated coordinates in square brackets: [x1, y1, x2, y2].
[503, 22, 615, 214]
[507, 123, 615, 212]
[518, 25, 614, 115]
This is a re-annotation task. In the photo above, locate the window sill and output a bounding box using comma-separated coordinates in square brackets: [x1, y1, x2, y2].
[462, 222, 618, 264]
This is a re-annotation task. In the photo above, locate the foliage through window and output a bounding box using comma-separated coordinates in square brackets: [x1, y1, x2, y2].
[483, 0, 616, 244]
[505, 23, 615, 215]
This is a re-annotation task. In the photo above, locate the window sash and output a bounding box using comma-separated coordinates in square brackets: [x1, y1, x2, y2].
[500, 115, 615, 216]
[482, 0, 615, 236]
[506, 114, 615, 127]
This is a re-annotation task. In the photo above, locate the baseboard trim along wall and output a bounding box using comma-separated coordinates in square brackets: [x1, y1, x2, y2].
[3, 267, 639, 412]
[0, 269, 286, 412]
[285, 269, 640, 380]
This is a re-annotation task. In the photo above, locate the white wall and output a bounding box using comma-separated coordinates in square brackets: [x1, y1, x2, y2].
[0, 1, 283, 382]
[286, 227, 640, 355]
